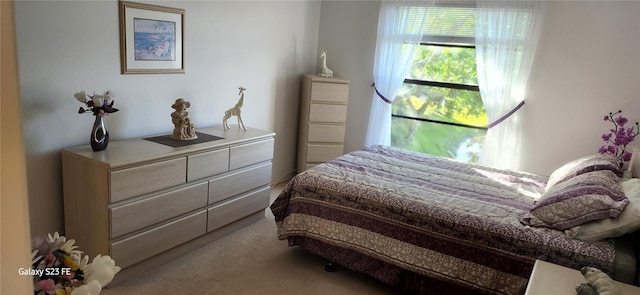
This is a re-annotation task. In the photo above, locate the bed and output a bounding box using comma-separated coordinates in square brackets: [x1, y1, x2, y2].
[270, 145, 640, 294]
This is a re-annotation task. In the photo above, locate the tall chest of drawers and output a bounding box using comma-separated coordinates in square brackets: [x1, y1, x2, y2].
[297, 74, 350, 172]
[62, 126, 275, 274]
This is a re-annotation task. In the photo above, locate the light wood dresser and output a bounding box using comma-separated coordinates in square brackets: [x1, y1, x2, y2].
[62, 126, 275, 280]
[297, 74, 350, 173]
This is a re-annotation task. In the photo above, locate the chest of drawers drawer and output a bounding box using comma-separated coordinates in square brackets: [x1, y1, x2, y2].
[309, 104, 347, 123]
[111, 210, 207, 268]
[306, 144, 344, 163]
[229, 138, 275, 170]
[110, 157, 187, 203]
[187, 148, 229, 182]
[207, 187, 270, 232]
[208, 163, 272, 204]
[308, 125, 345, 143]
[310, 82, 349, 102]
[110, 181, 208, 238]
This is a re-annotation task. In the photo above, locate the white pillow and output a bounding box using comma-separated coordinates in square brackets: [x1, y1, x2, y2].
[565, 178, 640, 241]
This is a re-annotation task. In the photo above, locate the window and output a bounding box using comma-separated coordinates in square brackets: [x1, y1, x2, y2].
[391, 5, 487, 163]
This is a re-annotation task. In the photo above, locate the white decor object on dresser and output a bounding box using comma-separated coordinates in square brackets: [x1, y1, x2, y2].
[222, 87, 247, 131]
[62, 126, 274, 283]
[297, 74, 350, 173]
[318, 50, 333, 78]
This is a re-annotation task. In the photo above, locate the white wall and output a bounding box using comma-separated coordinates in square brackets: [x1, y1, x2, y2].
[317, 0, 380, 153]
[317, 0, 640, 175]
[521, 1, 640, 175]
[15, 0, 321, 237]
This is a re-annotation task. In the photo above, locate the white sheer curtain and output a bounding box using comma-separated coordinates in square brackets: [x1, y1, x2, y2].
[365, 0, 432, 147]
[476, 1, 546, 170]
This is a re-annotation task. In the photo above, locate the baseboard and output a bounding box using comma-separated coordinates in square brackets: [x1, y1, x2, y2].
[271, 169, 296, 187]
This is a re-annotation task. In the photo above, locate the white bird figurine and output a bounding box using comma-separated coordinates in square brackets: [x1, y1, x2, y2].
[318, 50, 333, 78]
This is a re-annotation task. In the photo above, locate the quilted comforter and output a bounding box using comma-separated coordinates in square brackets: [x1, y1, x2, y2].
[270, 145, 616, 294]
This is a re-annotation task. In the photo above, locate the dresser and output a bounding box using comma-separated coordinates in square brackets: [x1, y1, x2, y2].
[297, 74, 350, 173]
[62, 126, 275, 274]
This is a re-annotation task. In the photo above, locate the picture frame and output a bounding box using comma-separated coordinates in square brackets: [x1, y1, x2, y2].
[119, 1, 184, 74]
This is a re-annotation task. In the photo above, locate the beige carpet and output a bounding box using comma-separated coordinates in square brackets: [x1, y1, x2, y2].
[101, 184, 401, 295]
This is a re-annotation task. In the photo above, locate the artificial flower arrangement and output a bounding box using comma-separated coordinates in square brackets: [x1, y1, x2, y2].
[74, 90, 119, 117]
[599, 110, 640, 166]
[30, 232, 121, 295]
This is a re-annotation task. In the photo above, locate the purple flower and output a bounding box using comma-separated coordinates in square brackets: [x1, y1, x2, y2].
[622, 151, 633, 162]
[615, 116, 628, 126]
[598, 145, 609, 154]
[599, 110, 639, 165]
[102, 100, 117, 113]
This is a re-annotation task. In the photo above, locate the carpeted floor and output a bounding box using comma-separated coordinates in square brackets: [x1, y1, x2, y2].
[101, 184, 401, 295]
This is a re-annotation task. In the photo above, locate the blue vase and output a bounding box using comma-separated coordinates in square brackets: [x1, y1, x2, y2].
[90, 115, 109, 151]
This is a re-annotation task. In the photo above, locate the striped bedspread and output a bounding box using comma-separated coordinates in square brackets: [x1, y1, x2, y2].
[270, 145, 616, 294]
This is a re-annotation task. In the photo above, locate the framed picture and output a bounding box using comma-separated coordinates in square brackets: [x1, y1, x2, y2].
[119, 1, 184, 74]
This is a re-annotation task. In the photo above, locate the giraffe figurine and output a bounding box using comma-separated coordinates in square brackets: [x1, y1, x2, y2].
[318, 50, 333, 78]
[223, 87, 248, 131]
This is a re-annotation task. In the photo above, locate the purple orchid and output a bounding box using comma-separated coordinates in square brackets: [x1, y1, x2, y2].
[599, 110, 639, 166]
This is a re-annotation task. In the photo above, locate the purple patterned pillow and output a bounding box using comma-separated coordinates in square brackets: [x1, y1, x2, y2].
[545, 154, 622, 191]
[526, 170, 628, 230]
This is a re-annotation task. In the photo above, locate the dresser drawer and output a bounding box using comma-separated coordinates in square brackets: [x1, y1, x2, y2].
[110, 182, 208, 238]
[207, 187, 270, 232]
[306, 144, 344, 163]
[310, 82, 349, 103]
[209, 163, 272, 204]
[309, 104, 347, 123]
[111, 210, 207, 268]
[229, 139, 274, 170]
[308, 125, 345, 143]
[111, 157, 187, 203]
[187, 148, 229, 182]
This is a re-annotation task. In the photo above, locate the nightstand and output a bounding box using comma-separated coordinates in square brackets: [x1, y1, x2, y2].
[525, 260, 640, 294]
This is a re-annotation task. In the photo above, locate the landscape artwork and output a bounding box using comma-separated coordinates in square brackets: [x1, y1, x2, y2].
[133, 18, 176, 61]
[119, 1, 184, 74]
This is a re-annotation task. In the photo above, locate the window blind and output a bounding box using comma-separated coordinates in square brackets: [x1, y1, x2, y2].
[406, 4, 534, 42]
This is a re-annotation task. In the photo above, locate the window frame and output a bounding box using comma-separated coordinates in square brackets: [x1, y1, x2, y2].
[391, 41, 487, 131]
